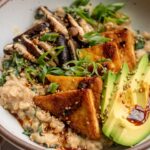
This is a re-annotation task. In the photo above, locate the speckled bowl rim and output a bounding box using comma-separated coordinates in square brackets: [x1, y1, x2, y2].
[1, 124, 150, 150]
[0, 125, 44, 150]
[0, 0, 150, 149]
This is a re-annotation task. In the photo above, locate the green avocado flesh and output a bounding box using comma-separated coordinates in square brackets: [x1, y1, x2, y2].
[101, 71, 116, 115]
[102, 54, 150, 146]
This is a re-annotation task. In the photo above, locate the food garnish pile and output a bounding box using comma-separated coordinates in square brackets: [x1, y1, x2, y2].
[0, 0, 150, 149]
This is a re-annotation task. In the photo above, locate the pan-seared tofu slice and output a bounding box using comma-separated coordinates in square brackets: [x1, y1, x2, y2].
[79, 28, 136, 72]
[47, 75, 84, 91]
[79, 42, 122, 72]
[46, 75, 102, 114]
[34, 89, 100, 140]
[78, 77, 102, 116]
[103, 28, 136, 69]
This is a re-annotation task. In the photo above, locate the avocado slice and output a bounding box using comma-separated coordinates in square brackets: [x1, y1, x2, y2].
[135, 65, 150, 108]
[129, 54, 149, 105]
[102, 63, 129, 135]
[144, 65, 150, 84]
[101, 71, 116, 116]
[102, 55, 150, 146]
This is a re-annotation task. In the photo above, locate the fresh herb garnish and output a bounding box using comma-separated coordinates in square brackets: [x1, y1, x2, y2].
[38, 65, 48, 83]
[0, 53, 30, 86]
[50, 46, 64, 62]
[64, 0, 97, 27]
[1, 50, 110, 86]
[64, 7, 97, 26]
[75, 8, 97, 26]
[25, 66, 38, 83]
[105, 2, 125, 12]
[25, 65, 49, 84]
[35, 10, 44, 20]
[62, 58, 91, 76]
[83, 31, 110, 46]
[7, 52, 27, 75]
[65, 1, 127, 26]
[91, 2, 128, 24]
[47, 67, 65, 75]
[61, 57, 110, 76]
[37, 51, 50, 66]
[71, 0, 90, 7]
[135, 36, 145, 50]
[105, 16, 129, 25]
[24, 46, 64, 84]
[40, 33, 59, 42]
[47, 82, 59, 94]
[37, 46, 64, 67]
[97, 58, 111, 63]
[0, 74, 6, 86]
[37, 125, 43, 135]
[23, 128, 33, 137]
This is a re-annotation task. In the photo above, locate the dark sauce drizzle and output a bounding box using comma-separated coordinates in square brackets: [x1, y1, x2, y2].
[127, 100, 150, 126]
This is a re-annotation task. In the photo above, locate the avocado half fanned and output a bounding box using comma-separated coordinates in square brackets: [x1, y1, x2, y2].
[101, 54, 150, 146]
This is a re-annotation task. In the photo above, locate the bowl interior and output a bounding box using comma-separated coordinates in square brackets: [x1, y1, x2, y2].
[0, 0, 150, 149]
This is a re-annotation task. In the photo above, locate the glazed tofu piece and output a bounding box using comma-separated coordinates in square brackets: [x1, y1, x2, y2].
[79, 28, 136, 72]
[46, 75, 84, 91]
[79, 42, 122, 72]
[34, 89, 100, 140]
[46, 75, 102, 114]
[103, 28, 136, 70]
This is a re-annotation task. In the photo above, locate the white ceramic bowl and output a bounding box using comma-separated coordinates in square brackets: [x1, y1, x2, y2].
[0, 0, 150, 149]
